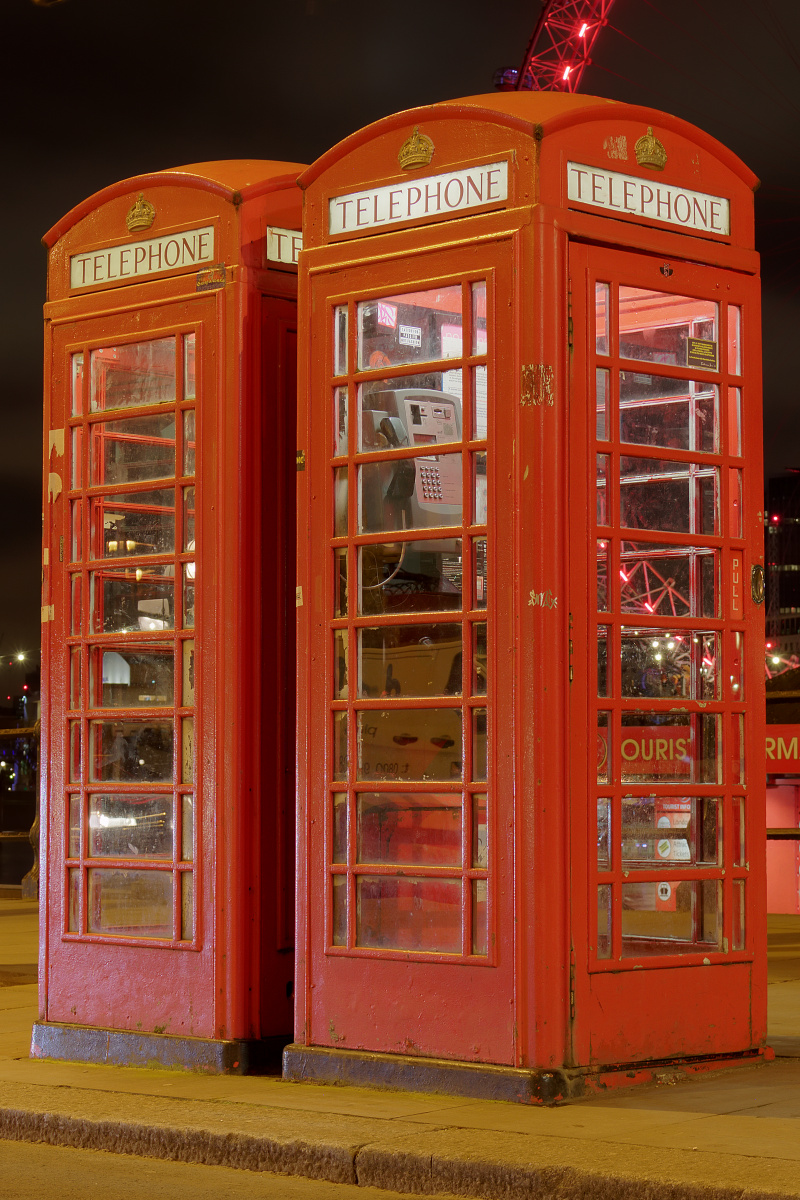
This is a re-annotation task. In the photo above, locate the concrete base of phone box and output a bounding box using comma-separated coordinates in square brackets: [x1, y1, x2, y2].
[282, 1043, 773, 1105]
[31, 1022, 290, 1074]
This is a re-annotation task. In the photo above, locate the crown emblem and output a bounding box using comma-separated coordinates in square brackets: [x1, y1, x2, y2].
[398, 127, 435, 171]
[634, 127, 667, 172]
[125, 193, 156, 233]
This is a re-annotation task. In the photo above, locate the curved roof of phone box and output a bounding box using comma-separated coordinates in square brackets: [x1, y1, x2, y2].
[299, 92, 757, 192]
[43, 159, 308, 248]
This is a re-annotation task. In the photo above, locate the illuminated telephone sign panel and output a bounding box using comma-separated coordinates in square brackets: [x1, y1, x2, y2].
[38, 160, 305, 1071]
[292, 93, 766, 1101]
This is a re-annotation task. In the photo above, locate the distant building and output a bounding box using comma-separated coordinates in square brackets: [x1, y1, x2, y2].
[766, 476, 800, 658]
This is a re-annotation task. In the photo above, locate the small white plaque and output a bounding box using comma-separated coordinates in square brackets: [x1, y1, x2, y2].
[567, 162, 730, 235]
[266, 226, 303, 267]
[70, 226, 215, 289]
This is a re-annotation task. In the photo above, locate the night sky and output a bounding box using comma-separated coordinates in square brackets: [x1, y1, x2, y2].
[2, 0, 799, 684]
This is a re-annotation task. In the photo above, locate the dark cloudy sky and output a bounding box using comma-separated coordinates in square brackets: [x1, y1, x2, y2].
[2, 0, 799, 673]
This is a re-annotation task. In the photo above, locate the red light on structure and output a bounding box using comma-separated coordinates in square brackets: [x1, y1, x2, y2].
[772, 515, 780, 523]
[563, 65, 572, 80]
[766, 642, 773, 649]
[579, 22, 588, 35]
[22, 685, 28, 691]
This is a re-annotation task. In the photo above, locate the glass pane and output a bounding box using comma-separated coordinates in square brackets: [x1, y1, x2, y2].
[597, 712, 610, 784]
[472, 879, 488, 956]
[356, 875, 461, 953]
[69, 647, 81, 710]
[71, 573, 82, 635]
[359, 540, 462, 615]
[620, 629, 720, 700]
[620, 458, 717, 536]
[332, 875, 347, 946]
[334, 630, 349, 699]
[71, 352, 84, 417]
[473, 366, 488, 440]
[732, 797, 745, 867]
[183, 410, 195, 477]
[334, 305, 348, 376]
[359, 454, 462, 531]
[597, 539, 608, 611]
[67, 868, 79, 932]
[472, 794, 487, 867]
[333, 793, 347, 863]
[727, 387, 742, 456]
[183, 333, 196, 399]
[359, 623, 461, 698]
[182, 562, 195, 629]
[731, 714, 745, 785]
[88, 868, 172, 938]
[333, 712, 348, 781]
[597, 626, 609, 697]
[183, 486, 195, 551]
[71, 499, 83, 561]
[727, 306, 741, 375]
[91, 414, 176, 486]
[357, 286, 462, 370]
[90, 339, 176, 412]
[359, 378, 461, 453]
[621, 880, 721, 956]
[91, 487, 175, 559]
[182, 639, 195, 706]
[620, 712, 719, 784]
[597, 798, 611, 869]
[473, 451, 487, 524]
[181, 796, 194, 861]
[90, 565, 174, 634]
[595, 282, 609, 355]
[68, 795, 80, 858]
[473, 537, 487, 610]
[472, 623, 487, 696]
[91, 646, 173, 708]
[472, 281, 487, 357]
[357, 793, 461, 865]
[181, 871, 193, 940]
[619, 289, 718, 369]
[620, 542, 718, 618]
[357, 708, 461, 782]
[71, 427, 83, 489]
[597, 884, 611, 958]
[181, 717, 194, 784]
[334, 386, 348, 457]
[334, 548, 348, 618]
[596, 368, 609, 440]
[334, 467, 348, 537]
[69, 720, 81, 783]
[597, 454, 610, 525]
[88, 794, 173, 858]
[732, 879, 745, 950]
[89, 719, 173, 783]
[472, 707, 487, 782]
[729, 468, 742, 537]
[621, 796, 720, 868]
[620, 376, 717, 454]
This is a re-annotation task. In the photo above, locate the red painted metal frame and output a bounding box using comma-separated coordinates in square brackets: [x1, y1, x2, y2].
[516, 0, 617, 92]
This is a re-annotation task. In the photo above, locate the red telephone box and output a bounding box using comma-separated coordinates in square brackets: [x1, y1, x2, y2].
[289, 94, 767, 1101]
[35, 160, 304, 1070]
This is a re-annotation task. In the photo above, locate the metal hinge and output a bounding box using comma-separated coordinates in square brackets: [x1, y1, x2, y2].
[567, 280, 573, 351]
[568, 612, 573, 683]
[569, 945, 576, 1020]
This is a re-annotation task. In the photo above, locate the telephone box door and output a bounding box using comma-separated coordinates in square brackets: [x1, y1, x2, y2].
[568, 242, 764, 1065]
[300, 241, 518, 1063]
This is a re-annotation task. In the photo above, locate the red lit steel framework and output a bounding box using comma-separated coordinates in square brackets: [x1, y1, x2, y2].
[515, 0, 617, 91]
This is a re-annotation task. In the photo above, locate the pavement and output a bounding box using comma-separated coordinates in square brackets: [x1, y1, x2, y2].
[2, 893, 800, 1199]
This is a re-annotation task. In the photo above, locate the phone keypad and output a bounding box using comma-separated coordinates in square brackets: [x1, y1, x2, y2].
[419, 464, 443, 501]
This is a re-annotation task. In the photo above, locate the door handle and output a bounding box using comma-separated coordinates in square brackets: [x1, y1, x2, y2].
[751, 564, 765, 605]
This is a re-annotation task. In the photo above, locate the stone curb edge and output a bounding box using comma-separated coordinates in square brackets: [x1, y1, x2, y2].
[0, 1105, 793, 1200]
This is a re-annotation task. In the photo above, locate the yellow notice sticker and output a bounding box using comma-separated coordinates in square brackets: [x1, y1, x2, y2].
[686, 337, 718, 370]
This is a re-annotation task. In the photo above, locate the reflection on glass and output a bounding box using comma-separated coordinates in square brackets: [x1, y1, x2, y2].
[595, 283, 610, 355]
[732, 879, 745, 950]
[472, 281, 487, 357]
[597, 712, 610, 784]
[620, 457, 717, 536]
[621, 880, 721, 956]
[357, 286, 462, 371]
[182, 639, 195, 706]
[359, 451, 460, 533]
[334, 548, 348, 617]
[356, 875, 461, 952]
[473, 366, 488, 440]
[334, 467, 348, 538]
[731, 713, 745, 785]
[91, 414, 176, 486]
[596, 368, 609, 440]
[473, 451, 487, 524]
[68, 868, 79, 932]
[71, 427, 82, 489]
[183, 563, 195, 629]
[620, 629, 719, 700]
[333, 712, 348, 781]
[359, 623, 461, 698]
[597, 454, 609, 525]
[182, 717, 194, 784]
[732, 797, 745, 867]
[181, 871, 193, 940]
[729, 468, 742, 537]
[473, 537, 487, 610]
[90, 339, 176, 412]
[597, 539, 608, 611]
[88, 794, 173, 858]
[621, 796, 720, 867]
[181, 796, 194, 862]
[69, 720, 81, 783]
[597, 884, 611, 958]
[92, 646, 173, 708]
[183, 410, 195, 476]
[334, 387, 348, 457]
[472, 623, 487, 696]
[472, 879, 488, 956]
[183, 486, 195, 550]
[71, 499, 82, 562]
[357, 708, 461, 782]
[87, 868, 172, 938]
[184, 333, 196, 400]
[72, 352, 84, 417]
[357, 793, 461, 865]
[333, 793, 347, 863]
[92, 488, 176, 558]
[89, 719, 173, 783]
[473, 794, 487, 867]
[727, 306, 741, 375]
[620, 712, 719, 784]
[71, 573, 82, 635]
[619, 377, 717, 454]
[91, 565, 174, 634]
[359, 540, 462, 615]
[69, 795, 80, 858]
[597, 798, 611, 869]
[334, 305, 348, 376]
[618, 289, 717, 369]
[727, 387, 742, 456]
[620, 542, 717, 618]
[70, 647, 81, 710]
[332, 875, 347, 946]
[472, 707, 487, 782]
[334, 629, 349, 699]
[597, 626, 609, 697]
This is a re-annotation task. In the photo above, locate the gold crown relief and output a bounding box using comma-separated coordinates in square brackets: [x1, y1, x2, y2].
[398, 127, 435, 171]
[634, 127, 667, 172]
[125, 193, 156, 233]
